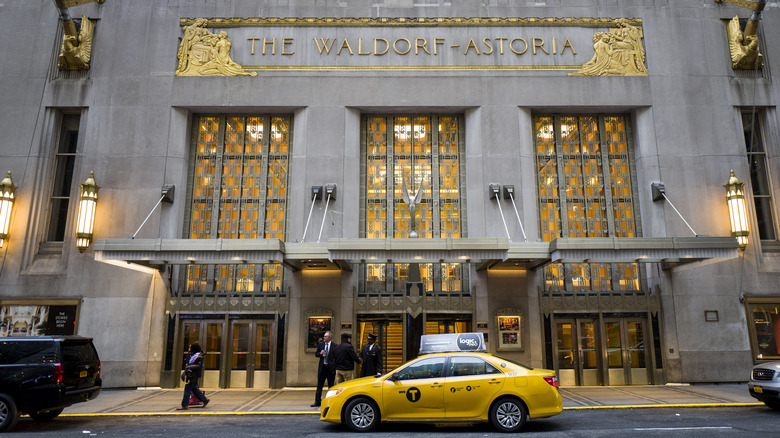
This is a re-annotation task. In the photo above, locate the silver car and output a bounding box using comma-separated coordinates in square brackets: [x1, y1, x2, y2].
[749, 360, 780, 410]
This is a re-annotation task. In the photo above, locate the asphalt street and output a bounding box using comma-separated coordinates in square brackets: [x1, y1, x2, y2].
[10, 406, 780, 437]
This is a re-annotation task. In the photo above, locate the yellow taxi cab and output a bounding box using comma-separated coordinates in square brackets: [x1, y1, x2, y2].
[320, 333, 562, 432]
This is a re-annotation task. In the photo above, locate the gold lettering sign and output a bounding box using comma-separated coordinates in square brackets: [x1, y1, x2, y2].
[176, 17, 647, 75]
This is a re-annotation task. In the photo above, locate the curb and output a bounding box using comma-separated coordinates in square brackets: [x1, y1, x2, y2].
[55, 403, 764, 417]
[563, 402, 763, 410]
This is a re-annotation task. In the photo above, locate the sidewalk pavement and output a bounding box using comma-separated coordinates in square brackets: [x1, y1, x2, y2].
[60, 383, 761, 416]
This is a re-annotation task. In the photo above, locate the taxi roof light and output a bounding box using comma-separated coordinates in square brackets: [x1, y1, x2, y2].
[418, 332, 486, 354]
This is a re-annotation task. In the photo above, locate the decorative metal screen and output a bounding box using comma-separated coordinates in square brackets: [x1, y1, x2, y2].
[185, 115, 291, 294]
[534, 115, 640, 293]
[361, 115, 467, 294]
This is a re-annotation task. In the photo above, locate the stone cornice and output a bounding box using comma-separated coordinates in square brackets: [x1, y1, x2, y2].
[179, 17, 643, 27]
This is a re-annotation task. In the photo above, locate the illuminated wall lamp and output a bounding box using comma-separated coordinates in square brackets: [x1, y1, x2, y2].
[724, 170, 749, 250]
[76, 171, 99, 253]
[0, 172, 16, 248]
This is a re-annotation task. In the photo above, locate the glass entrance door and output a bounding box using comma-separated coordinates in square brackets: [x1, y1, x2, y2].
[555, 319, 599, 386]
[180, 320, 223, 388]
[229, 320, 272, 388]
[554, 316, 651, 386]
[604, 319, 650, 385]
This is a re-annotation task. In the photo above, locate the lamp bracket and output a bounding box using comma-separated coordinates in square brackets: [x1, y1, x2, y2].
[325, 184, 337, 200]
[651, 182, 666, 202]
[161, 185, 175, 204]
[311, 186, 323, 200]
[489, 183, 501, 198]
[503, 185, 515, 199]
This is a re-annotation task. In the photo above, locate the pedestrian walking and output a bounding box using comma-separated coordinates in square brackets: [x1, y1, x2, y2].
[311, 331, 336, 407]
[177, 342, 210, 410]
[359, 333, 383, 377]
[334, 333, 361, 385]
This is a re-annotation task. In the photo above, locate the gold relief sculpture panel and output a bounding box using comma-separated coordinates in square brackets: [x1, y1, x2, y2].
[176, 18, 257, 77]
[569, 19, 647, 76]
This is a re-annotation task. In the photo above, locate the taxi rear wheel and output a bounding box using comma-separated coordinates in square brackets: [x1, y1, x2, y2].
[489, 396, 527, 433]
[344, 397, 379, 432]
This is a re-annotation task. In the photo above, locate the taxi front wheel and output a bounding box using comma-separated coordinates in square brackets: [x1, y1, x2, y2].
[489, 396, 527, 433]
[344, 397, 379, 432]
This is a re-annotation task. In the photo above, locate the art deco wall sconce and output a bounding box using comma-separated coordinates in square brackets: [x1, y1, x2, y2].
[0, 172, 16, 248]
[724, 170, 749, 250]
[76, 171, 99, 253]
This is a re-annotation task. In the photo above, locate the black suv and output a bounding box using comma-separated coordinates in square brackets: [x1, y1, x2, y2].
[0, 336, 102, 431]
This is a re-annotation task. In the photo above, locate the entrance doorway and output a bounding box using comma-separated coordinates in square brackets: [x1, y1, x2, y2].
[178, 317, 275, 388]
[553, 316, 650, 386]
[180, 319, 223, 388]
[604, 319, 649, 385]
[356, 317, 403, 375]
[229, 319, 272, 388]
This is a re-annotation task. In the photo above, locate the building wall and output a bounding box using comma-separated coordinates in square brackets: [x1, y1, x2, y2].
[0, 0, 778, 387]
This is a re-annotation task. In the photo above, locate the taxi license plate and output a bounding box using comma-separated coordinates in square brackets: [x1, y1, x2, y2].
[754, 386, 763, 393]
[80, 370, 88, 378]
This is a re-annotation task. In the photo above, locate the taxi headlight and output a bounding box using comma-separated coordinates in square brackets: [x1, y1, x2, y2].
[325, 388, 344, 399]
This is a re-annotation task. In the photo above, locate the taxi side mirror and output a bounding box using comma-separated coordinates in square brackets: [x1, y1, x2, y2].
[390, 373, 400, 382]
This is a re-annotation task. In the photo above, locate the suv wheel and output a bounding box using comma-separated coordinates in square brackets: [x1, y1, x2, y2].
[30, 408, 64, 421]
[0, 393, 19, 432]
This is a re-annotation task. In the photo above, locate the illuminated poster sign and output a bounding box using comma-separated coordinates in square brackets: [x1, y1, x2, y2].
[0, 304, 78, 337]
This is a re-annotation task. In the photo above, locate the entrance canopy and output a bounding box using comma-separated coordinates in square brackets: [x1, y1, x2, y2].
[94, 236, 738, 272]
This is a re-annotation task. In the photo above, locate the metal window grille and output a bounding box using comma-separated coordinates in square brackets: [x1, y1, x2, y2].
[184, 115, 291, 294]
[360, 115, 467, 295]
[534, 115, 641, 293]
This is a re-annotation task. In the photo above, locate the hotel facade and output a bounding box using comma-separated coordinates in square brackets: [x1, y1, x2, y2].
[0, 0, 778, 388]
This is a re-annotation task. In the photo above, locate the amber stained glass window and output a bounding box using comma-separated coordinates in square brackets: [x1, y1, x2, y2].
[186, 115, 291, 294]
[534, 115, 640, 292]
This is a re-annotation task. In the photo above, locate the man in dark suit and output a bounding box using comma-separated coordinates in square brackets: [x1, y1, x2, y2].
[312, 331, 335, 407]
[359, 333, 383, 377]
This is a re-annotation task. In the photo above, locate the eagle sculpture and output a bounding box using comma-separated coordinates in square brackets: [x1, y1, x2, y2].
[58, 16, 94, 70]
[727, 15, 763, 70]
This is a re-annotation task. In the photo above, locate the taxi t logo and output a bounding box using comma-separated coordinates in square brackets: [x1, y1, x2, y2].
[406, 387, 421, 402]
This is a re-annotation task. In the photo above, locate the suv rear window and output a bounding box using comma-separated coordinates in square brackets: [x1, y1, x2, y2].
[0, 341, 58, 365]
[62, 340, 98, 365]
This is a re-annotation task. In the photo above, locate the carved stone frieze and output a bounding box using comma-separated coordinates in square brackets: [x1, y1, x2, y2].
[355, 294, 473, 314]
[539, 292, 659, 314]
[180, 17, 642, 27]
[168, 294, 287, 313]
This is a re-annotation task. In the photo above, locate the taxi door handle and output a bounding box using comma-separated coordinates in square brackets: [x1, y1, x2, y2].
[430, 383, 443, 388]
[488, 380, 501, 384]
